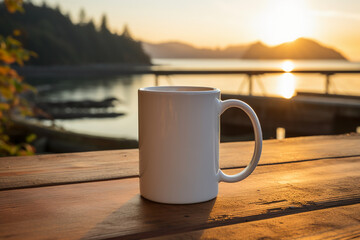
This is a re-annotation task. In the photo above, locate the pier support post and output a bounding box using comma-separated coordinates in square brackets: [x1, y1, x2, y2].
[325, 74, 331, 95]
[155, 75, 159, 86]
[248, 74, 253, 96]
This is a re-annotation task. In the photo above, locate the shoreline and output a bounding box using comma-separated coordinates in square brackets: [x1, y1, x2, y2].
[15, 63, 153, 78]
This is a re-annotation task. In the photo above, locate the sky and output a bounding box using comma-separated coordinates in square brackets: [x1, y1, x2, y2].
[33, 0, 360, 60]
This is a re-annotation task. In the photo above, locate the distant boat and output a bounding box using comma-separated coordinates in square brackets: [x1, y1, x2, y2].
[34, 97, 125, 120]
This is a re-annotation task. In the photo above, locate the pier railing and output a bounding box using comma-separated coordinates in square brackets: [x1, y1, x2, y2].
[148, 68, 360, 95]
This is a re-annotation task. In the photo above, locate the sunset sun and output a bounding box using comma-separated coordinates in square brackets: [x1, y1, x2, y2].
[256, 0, 312, 45]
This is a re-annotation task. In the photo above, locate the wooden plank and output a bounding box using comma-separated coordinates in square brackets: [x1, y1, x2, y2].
[0, 149, 138, 190]
[0, 156, 359, 240]
[0, 134, 359, 190]
[149, 203, 360, 240]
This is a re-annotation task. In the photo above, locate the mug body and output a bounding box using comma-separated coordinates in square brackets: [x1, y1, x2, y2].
[138, 86, 221, 204]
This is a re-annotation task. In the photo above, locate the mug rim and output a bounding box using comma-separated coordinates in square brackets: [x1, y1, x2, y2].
[139, 86, 220, 94]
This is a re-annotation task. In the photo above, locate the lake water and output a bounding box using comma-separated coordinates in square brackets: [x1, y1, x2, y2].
[33, 59, 360, 140]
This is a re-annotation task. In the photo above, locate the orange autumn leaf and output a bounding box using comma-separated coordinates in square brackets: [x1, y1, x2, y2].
[4, 0, 24, 13]
[0, 50, 16, 64]
[13, 29, 21, 36]
[1, 0, 36, 156]
[0, 66, 9, 75]
[8, 68, 20, 78]
[0, 103, 10, 110]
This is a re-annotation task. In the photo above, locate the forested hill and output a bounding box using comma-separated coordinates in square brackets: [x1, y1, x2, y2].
[0, 3, 151, 65]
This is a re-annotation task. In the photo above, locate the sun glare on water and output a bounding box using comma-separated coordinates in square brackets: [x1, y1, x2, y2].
[278, 73, 296, 99]
[277, 60, 296, 99]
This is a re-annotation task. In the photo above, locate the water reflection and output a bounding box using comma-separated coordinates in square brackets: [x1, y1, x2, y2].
[32, 75, 134, 102]
[278, 73, 296, 99]
[30, 75, 150, 140]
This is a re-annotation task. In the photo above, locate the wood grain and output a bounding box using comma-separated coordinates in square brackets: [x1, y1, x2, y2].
[1, 134, 359, 190]
[149, 203, 360, 240]
[0, 156, 359, 240]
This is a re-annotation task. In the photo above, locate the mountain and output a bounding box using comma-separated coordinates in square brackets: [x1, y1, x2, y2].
[143, 38, 347, 60]
[242, 38, 347, 60]
[0, 3, 151, 65]
[142, 41, 248, 59]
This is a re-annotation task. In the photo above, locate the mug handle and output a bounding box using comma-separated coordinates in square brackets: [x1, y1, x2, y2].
[218, 99, 263, 183]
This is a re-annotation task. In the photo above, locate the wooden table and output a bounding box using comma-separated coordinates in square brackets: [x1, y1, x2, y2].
[1, 134, 359, 239]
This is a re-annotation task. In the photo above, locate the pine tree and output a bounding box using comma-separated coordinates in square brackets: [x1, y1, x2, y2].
[79, 8, 86, 25]
[100, 14, 109, 33]
[122, 24, 132, 39]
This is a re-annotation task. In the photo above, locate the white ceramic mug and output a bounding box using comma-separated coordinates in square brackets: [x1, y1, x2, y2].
[138, 86, 262, 204]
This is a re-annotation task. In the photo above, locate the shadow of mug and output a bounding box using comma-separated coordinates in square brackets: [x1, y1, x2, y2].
[82, 194, 216, 239]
